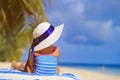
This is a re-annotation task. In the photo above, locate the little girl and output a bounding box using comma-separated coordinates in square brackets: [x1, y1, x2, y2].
[11, 22, 64, 75]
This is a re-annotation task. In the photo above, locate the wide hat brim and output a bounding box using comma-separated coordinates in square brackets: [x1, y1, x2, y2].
[34, 24, 64, 51]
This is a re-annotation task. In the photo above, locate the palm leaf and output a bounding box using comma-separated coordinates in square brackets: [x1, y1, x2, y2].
[0, 0, 49, 61]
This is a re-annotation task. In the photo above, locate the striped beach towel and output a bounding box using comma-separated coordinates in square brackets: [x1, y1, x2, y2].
[0, 68, 80, 80]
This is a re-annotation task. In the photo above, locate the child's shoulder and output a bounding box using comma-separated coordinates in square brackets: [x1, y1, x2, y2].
[53, 46, 59, 51]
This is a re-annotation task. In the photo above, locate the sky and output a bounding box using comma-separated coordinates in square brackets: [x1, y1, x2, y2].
[21, 0, 120, 65]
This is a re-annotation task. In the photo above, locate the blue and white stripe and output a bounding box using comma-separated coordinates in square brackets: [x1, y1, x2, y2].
[0, 68, 80, 80]
[34, 56, 58, 75]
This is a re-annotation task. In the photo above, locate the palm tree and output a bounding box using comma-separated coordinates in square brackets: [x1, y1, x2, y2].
[0, 0, 49, 61]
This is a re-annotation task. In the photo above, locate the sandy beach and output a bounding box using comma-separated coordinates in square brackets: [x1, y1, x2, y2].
[0, 62, 120, 80]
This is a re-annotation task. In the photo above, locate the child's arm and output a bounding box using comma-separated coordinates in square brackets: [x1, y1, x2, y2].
[54, 47, 60, 59]
[54, 47, 60, 74]
[56, 66, 60, 74]
[24, 51, 35, 73]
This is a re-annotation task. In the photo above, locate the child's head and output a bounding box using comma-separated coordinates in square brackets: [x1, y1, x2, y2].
[32, 22, 64, 51]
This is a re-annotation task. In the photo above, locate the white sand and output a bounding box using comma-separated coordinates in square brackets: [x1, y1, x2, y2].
[60, 67, 120, 80]
[0, 62, 120, 80]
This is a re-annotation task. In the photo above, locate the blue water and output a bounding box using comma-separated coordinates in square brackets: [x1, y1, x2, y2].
[59, 63, 120, 76]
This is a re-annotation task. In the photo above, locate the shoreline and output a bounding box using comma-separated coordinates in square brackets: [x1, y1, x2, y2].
[0, 62, 120, 80]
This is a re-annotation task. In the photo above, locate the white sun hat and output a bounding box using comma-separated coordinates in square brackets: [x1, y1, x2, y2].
[32, 22, 64, 51]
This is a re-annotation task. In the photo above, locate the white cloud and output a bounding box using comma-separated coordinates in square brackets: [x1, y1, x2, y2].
[81, 20, 113, 43]
[114, 26, 120, 32]
[73, 35, 88, 42]
[52, 0, 120, 64]
[69, 2, 84, 14]
[63, 0, 84, 14]
[101, 20, 112, 31]
[49, 0, 117, 44]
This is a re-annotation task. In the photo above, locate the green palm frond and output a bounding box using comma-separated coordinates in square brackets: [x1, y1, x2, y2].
[0, 0, 49, 61]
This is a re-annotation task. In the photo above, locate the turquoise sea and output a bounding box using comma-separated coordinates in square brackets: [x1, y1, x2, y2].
[59, 63, 120, 76]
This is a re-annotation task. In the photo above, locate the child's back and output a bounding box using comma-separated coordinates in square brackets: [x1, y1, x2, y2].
[34, 46, 59, 75]
[34, 55, 57, 75]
